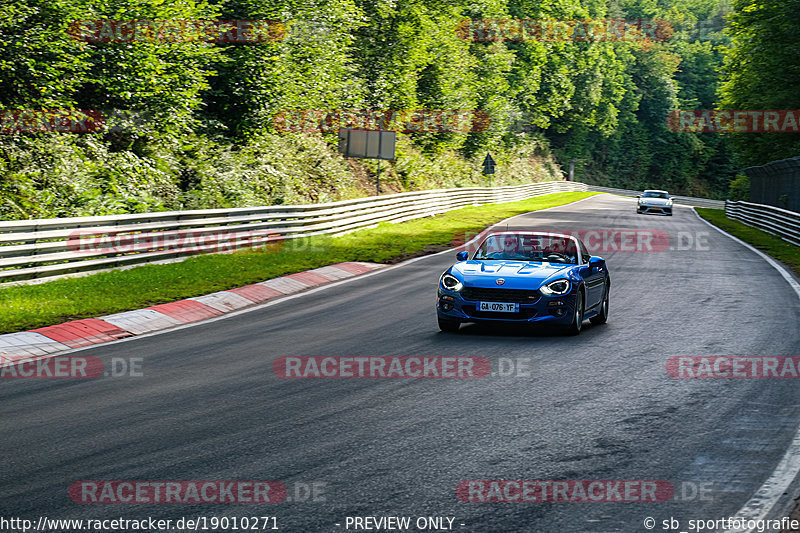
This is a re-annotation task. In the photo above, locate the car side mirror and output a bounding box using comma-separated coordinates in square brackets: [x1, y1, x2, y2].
[635, 194, 641, 198]
[588, 256, 605, 270]
[456, 251, 468, 261]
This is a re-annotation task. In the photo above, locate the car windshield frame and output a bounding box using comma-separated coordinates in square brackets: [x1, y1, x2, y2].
[471, 233, 583, 265]
[642, 191, 669, 199]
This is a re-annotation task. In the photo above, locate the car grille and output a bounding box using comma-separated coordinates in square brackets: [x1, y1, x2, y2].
[462, 305, 538, 319]
[461, 287, 541, 303]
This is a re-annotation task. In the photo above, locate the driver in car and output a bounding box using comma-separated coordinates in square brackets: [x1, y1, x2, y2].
[502, 235, 520, 257]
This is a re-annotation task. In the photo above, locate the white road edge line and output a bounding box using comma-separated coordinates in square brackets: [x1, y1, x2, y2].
[35, 193, 602, 357]
[692, 208, 800, 533]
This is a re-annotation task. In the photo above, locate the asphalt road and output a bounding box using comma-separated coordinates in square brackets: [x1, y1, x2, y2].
[2, 194, 800, 533]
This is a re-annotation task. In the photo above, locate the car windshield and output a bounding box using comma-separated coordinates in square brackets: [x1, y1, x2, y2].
[472, 234, 578, 264]
[642, 191, 669, 199]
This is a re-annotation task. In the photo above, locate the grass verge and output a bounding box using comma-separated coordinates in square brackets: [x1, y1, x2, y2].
[0, 191, 599, 334]
[696, 207, 800, 277]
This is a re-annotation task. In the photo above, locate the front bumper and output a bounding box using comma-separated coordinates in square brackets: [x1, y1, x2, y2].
[637, 204, 672, 215]
[437, 287, 578, 325]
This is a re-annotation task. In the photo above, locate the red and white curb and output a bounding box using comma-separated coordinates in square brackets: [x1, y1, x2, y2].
[0, 262, 383, 361]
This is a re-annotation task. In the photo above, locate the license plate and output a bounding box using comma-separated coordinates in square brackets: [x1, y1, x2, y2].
[650, 206, 661, 211]
[479, 301, 519, 313]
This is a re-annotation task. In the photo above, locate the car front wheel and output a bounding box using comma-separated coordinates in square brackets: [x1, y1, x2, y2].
[564, 291, 584, 336]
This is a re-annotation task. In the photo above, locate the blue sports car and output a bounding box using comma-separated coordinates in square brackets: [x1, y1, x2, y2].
[437, 231, 610, 335]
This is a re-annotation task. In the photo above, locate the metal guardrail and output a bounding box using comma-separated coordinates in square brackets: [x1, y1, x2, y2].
[0, 181, 722, 284]
[576, 184, 726, 209]
[725, 201, 800, 246]
[744, 156, 800, 213]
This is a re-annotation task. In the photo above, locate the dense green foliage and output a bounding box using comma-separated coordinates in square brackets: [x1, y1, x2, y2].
[0, 0, 792, 220]
[718, 0, 800, 165]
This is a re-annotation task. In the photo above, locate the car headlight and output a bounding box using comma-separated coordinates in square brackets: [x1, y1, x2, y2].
[638, 198, 645, 204]
[540, 279, 571, 295]
[666, 199, 673, 205]
[440, 273, 463, 292]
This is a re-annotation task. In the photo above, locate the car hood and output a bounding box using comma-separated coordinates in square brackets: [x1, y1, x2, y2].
[451, 260, 574, 289]
[640, 197, 671, 205]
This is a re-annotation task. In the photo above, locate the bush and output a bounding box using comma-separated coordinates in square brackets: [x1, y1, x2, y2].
[728, 174, 750, 201]
[0, 131, 563, 220]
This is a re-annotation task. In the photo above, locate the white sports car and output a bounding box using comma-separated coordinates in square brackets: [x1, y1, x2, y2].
[636, 190, 673, 216]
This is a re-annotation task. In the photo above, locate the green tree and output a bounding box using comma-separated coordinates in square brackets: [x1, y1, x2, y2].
[0, 0, 91, 109]
[719, 0, 800, 165]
